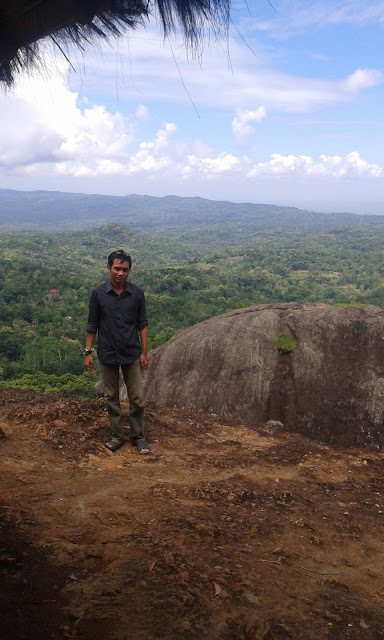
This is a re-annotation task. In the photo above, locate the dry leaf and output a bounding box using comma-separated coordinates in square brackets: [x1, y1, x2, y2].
[213, 582, 222, 596]
[148, 560, 157, 574]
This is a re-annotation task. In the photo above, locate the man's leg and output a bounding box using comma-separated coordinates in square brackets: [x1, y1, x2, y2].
[121, 358, 146, 445]
[99, 361, 125, 442]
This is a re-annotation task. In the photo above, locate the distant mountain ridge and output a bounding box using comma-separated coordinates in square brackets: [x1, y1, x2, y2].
[1, 188, 384, 234]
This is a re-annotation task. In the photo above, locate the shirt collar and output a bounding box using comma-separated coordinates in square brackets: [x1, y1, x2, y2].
[105, 280, 132, 295]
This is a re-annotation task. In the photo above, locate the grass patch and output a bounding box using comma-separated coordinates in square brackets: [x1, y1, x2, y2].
[276, 331, 295, 354]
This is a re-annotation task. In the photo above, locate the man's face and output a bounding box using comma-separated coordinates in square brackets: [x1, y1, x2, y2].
[108, 259, 130, 287]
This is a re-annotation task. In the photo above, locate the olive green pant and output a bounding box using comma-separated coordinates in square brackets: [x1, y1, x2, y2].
[99, 359, 145, 443]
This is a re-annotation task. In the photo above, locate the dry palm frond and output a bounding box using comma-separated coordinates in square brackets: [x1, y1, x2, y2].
[0, 0, 231, 86]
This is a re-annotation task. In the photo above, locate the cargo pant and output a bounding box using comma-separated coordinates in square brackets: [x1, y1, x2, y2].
[99, 358, 145, 444]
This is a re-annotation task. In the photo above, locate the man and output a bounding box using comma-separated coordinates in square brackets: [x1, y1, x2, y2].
[84, 250, 150, 454]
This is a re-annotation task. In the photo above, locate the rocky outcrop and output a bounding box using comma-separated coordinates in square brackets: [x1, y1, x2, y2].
[144, 303, 384, 448]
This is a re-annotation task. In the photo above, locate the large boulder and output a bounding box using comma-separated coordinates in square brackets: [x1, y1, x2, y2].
[144, 303, 384, 448]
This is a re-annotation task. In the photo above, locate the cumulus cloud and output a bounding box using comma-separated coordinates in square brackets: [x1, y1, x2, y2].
[1, 55, 383, 196]
[183, 153, 244, 177]
[247, 152, 383, 180]
[135, 104, 149, 120]
[0, 64, 134, 171]
[52, 123, 178, 178]
[232, 107, 266, 138]
[0, 63, 246, 180]
[123, 123, 177, 175]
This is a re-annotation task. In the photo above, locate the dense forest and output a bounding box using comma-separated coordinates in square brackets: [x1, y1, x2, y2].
[1, 190, 384, 395]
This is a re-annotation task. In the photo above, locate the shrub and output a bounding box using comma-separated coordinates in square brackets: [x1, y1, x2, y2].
[276, 331, 295, 354]
[0, 371, 98, 397]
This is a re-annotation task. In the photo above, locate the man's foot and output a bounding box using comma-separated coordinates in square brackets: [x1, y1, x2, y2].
[105, 439, 124, 452]
[136, 439, 150, 455]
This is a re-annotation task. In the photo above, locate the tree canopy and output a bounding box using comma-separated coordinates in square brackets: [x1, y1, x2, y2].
[2, 209, 384, 396]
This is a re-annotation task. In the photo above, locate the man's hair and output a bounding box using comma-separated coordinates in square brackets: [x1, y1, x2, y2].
[107, 250, 132, 268]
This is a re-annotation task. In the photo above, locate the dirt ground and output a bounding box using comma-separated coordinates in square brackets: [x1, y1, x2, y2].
[1, 387, 384, 640]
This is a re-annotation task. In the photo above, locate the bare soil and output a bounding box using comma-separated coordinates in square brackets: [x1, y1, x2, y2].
[1, 387, 384, 640]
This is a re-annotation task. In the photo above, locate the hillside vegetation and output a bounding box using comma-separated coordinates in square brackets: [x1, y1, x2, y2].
[1, 190, 384, 394]
[3, 189, 384, 233]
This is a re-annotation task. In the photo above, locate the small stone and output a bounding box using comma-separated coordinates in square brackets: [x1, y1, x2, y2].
[242, 593, 260, 604]
[325, 610, 342, 623]
[265, 420, 284, 430]
[195, 523, 215, 535]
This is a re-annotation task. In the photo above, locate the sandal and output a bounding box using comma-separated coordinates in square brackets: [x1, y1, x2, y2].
[105, 439, 124, 452]
[136, 439, 150, 455]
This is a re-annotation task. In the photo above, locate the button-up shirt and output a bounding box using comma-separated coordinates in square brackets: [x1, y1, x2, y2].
[86, 280, 148, 365]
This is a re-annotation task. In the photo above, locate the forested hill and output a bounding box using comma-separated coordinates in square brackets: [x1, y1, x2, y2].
[2, 189, 384, 397]
[1, 188, 384, 234]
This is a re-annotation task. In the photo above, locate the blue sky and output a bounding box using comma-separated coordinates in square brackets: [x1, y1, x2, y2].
[1, 0, 384, 213]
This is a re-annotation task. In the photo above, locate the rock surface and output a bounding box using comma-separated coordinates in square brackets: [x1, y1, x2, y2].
[144, 303, 384, 447]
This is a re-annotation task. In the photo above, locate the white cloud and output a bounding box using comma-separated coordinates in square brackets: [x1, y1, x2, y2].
[52, 123, 178, 177]
[1, 47, 384, 201]
[0, 63, 135, 172]
[184, 153, 244, 176]
[310, 53, 329, 62]
[1, 67, 383, 185]
[341, 69, 383, 93]
[247, 151, 383, 180]
[0, 62, 247, 180]
[65, 29, 383, 114]
[232, 107, 266, 138]
[135, 104, 149, 120]
[250, 0, 384, 37]
[123, 123, 177, 174]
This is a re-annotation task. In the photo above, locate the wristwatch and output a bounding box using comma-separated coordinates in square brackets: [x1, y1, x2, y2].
[82, 348, 92, 356]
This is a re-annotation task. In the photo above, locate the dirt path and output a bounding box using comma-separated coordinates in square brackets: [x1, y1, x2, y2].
[1, 387, 384, 640]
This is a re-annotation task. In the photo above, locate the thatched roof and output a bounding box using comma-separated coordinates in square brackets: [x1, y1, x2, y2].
[0, 0, 231, 86]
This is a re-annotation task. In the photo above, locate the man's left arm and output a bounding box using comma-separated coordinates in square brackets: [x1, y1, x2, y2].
[136, 289, 148, 372]
[139, 325, 148, 372]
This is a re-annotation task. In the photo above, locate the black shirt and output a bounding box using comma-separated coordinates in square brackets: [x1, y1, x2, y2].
[86, 280, 148, 365]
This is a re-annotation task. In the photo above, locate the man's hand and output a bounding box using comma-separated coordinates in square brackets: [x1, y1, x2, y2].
[140, 353, 148, 372]
[139, 326, 148, 373]
[84, 355, 93, 373]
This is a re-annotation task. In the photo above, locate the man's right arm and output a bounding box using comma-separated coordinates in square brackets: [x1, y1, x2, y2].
[84, 288, 98, 374]
[84, 331, 96, 373]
